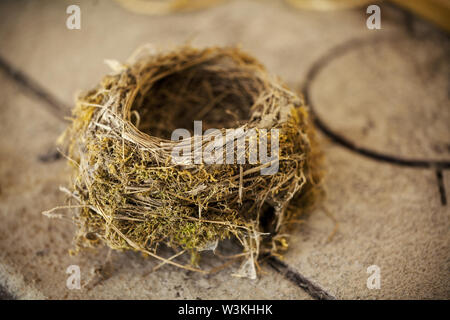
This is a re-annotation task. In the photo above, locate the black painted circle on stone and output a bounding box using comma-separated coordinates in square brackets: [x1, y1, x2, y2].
[302, 34, 450, 169]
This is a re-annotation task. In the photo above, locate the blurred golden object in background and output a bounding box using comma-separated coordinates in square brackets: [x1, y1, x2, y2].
[285, 0, 375, 11]
[114, 0, 450, 33]
[114, 0, 226, 15]
[390, 0, 450, 32]
[286, 0, 449, 32]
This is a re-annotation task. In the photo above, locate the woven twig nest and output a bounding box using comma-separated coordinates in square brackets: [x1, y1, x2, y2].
[55, 45, 323, 278]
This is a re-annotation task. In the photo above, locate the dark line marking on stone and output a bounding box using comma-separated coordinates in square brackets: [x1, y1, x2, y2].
[0, 55, 70, 121]
[263, 254, 336, 300]
[0, 284, 15, 300]
[436, 170, 447, 205]
[301, 35, 450, 171]
[38, 149, 62, 163]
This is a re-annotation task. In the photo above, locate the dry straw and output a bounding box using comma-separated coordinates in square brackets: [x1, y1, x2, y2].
[48, 45, 323, 278]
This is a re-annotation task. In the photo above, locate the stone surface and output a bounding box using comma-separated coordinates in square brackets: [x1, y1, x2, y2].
[0, 0, 448, 299]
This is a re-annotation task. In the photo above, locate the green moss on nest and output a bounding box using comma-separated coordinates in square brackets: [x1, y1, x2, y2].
[51, 45, 323, 277]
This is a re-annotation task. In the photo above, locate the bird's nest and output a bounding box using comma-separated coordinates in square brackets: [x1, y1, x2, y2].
[49, 45, 323, 278]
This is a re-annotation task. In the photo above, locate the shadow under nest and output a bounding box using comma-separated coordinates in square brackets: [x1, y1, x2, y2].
[53, 46, 324, 278]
